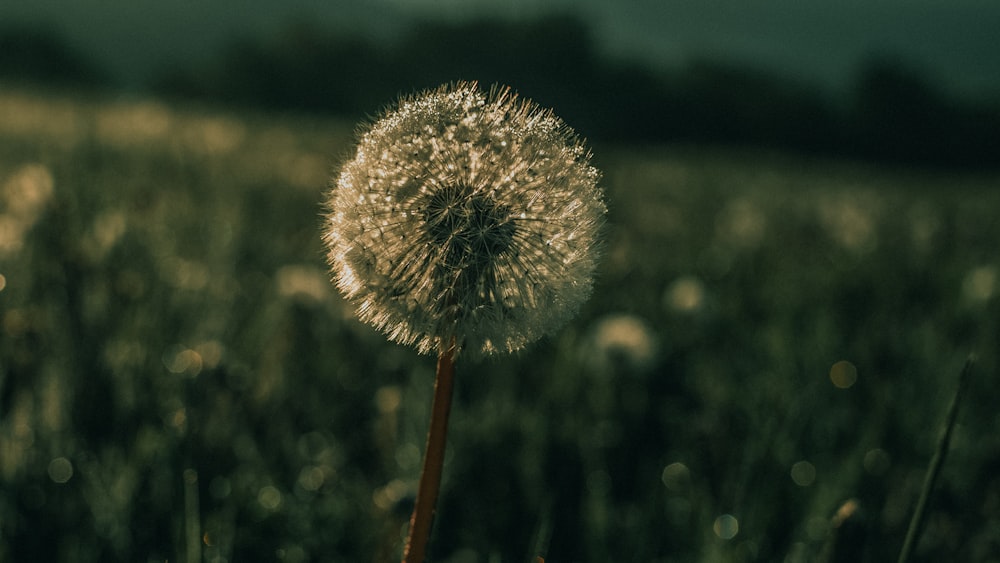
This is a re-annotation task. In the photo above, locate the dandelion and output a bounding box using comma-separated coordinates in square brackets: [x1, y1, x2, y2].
[325, 81, 604, 357]
[323, 81, 605, 562]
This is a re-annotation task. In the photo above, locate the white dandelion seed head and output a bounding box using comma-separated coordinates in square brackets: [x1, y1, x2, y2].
[324, 81, 606, 356]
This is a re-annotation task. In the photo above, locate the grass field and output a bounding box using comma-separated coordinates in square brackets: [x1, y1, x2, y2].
[1, 86, 999, 562]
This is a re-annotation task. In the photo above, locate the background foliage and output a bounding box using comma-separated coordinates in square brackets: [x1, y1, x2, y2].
[1, 86, 999, 563]
[2, 16, 1000, 170]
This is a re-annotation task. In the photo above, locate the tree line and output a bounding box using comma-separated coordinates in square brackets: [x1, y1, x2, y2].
[3, 16, 998, 169]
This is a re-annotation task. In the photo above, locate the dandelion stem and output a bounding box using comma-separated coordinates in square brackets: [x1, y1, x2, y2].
[402, 339, 457, 563]
[896, 355, 974, 563]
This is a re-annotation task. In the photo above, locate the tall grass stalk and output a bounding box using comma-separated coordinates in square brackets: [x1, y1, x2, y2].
[896, 356, 974, 563]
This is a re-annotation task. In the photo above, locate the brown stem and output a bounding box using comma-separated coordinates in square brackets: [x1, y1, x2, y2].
[402, 340, 457, 563]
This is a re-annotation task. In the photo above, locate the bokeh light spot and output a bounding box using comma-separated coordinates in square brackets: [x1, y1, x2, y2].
[0, 273, 6, 292]
[372, 479, 410, 511]
[85, 210, 127, 261]
[716, 198, 766, 249]
[833, 499, 860, 529]
[1, 164, 55, 257]
[395, 443, 421, 471]
[169, 408, 187, 430]
[96, 101, 171, 146]
[297, 431, 331, 460]
[863, 448, 891, 475]
[585, 314, 658, 375]
[713, 514, 739, 540]
[375, 386, 402, 414]
[3, 308, 29, 336]
[664, 275, 705, 314]
[47, 457, 73, 484]
[818, 195, 878, 252]
[661, 462, 691, 493]
[163, 346, 203, 377]
[258, 485, 282, 510]
[297, 465, 326, 492]
[790, 460, 816, 487]
[276, 264, 330, 305]
[4, 164, 54, 214]
[829, 360, 857, 389]
[194, 340, 224, 369]
[963, 265, 996, 303]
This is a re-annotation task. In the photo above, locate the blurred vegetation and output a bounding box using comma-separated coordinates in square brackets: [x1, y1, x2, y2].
[1, 86, 999, 562]
[150, 16, 1000, 170]
[0, 25, 110, 89]
[3, 15, 1000, 169]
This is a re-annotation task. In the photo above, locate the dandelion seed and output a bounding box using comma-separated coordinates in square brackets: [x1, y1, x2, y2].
[324, 81, 605, 356]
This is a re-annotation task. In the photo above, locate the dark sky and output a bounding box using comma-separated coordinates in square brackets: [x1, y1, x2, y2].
[3, 0, 999, 97]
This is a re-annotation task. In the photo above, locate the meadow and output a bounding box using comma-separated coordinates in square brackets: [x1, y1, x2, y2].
[1, 85, 998, 562]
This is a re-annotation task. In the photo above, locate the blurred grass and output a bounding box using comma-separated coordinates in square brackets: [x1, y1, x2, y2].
[0, 85, 998, 563]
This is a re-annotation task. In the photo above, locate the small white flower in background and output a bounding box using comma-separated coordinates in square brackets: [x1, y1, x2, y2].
[583, 313, 658, 375]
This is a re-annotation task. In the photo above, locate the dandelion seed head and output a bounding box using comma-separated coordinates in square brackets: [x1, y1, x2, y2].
[325, 82, 605, 356]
